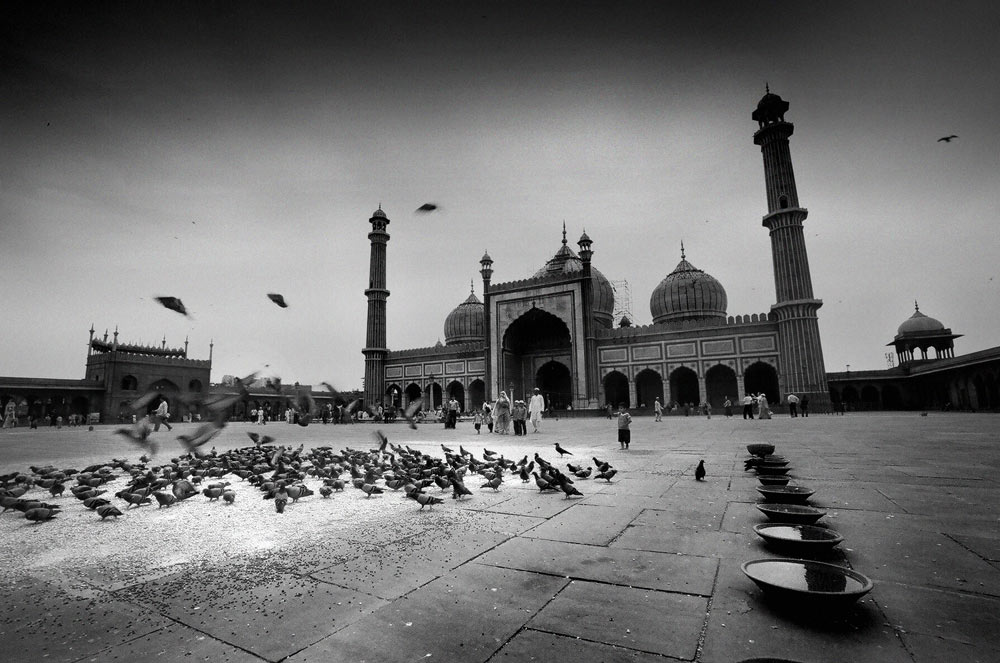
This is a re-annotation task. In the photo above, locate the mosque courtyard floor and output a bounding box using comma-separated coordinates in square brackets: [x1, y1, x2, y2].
[1, 412, 998, 663]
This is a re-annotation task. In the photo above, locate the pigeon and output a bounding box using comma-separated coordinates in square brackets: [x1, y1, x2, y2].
[554, 443, 573, 457]
[222, 489, 236, 504]
[595, 468, 618, 482]
[374, 430, 389, 452]
[153, 491, 176, 508]
[574, 467, 592, 479]
[360, 483, 383, 498]
[114, 419, 157, 455]
[24, 507, 58, 522]
[480, 476, 502, 491]
[450, 478, 473, 500]
[695, 460, 706, 481]
[415, 203, 439, 212]
[247, 431, 274, 447]
[97, 504, 123, 519]
[154, 296, 190, 317]
[177, 420, 225, 455]
[558, 481, 584, 499]
[267, 293, 289, 308]
[319, 485, 333, 498]
[403, 399, 422, 429]
[937, 135, 958, 142]
[409, 492, 444, 510]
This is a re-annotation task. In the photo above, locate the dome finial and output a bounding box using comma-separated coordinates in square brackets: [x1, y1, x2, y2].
[914, 299, 919, 312]
[765, 82, 770, 94]
[561, 221, 567, 246]
[680, 240, 686, 260]
[470, 279, 474, 295]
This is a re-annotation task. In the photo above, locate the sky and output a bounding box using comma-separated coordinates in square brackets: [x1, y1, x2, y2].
[2, 1, 998, 389]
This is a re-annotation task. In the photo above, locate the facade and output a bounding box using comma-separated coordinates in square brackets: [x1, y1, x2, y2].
[827, 304, 1000, 411]
[368, 91, 831, 413]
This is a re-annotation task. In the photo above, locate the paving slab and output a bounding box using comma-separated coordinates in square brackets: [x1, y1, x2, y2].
[78, 623, 267, 663]
[489, 628, 669, 662]
[284, 564, 568, 663]
[699, 558, 912, 663]
[876, 580, 1000, 651]
[0, 575, 170, 663]
[521, 503, 643, 546]
[635, 494, 728, 531]
[473, 537, 718, 596]
[526, 579, 707, 659]
[949, 532, 1000, 562]
[114, 570, 383, 661]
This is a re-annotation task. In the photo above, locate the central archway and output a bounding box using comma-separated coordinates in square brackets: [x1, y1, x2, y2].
[669, 367, 699, 407]
[536, 361, 571, 409]
[502, 308, 572, 404]
[705, 364, 738, 408]
[634, 369, 663, 410]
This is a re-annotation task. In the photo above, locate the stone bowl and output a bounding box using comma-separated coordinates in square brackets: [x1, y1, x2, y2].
[742, 559, 873, 611]
[747, 443, 775, 457]
[756, 457, 789, 466]
[755, 465, 791, 476]
[757, 485, 815, 504]
[756, 503, 827, 525]
[758, 475, 791, 486]
[753, 523, 844, 554]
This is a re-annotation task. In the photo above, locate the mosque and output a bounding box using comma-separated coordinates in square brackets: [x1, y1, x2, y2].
[363, 90, 832, 414]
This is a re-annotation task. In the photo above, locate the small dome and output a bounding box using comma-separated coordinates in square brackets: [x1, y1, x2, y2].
[752, 87, 790, 124]
[480, 251, 493, 263]
[444, 290, 485, 345]
[533, 233, 614, 328]
[371, 207, 387, 219]
[897, 303, 945, 336]
[650, 251, 727, 324]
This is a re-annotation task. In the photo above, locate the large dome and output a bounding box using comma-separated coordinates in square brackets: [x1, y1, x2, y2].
[897, 303, 945, 336]
[533, 232, 614, 328]
[444, 289, 485, 345]
[650, 252, 728, 324]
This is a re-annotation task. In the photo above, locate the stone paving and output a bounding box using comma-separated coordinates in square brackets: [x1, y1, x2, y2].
[1, 412, 999, 662]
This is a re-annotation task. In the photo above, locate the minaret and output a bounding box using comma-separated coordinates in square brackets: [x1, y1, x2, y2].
[363, 206, 390, 407]
[577, 230, 596, 406]
[479, 251, 494, 402]
[753, 88, 829, 406]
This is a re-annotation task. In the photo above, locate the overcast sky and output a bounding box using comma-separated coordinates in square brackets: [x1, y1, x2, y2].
[2, 1, 998, 388]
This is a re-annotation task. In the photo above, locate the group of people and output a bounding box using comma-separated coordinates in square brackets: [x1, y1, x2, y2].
[472, 388, 546, 435]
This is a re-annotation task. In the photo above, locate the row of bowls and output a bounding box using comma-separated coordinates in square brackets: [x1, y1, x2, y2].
[741, 442, 874, 611]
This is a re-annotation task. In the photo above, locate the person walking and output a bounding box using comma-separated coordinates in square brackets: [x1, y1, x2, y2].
[528, 388, 545, 432]
[483, 403, 494, 432]
[494, 392, 511, 434]
[653, 397, 663, 422]
[153, 396, 172, 432]
[473, 409, 483, 434]
[787, 393, 799, 417]
[758, 393, 772, 420]
[724, 397, 733, 417]
[702, 401, 711, 419]
[742, 394, 754, 420]
[617, 404, 633, 450]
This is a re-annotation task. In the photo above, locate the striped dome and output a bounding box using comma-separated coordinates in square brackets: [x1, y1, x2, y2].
[444, 290, 484, 345]
[650, 255, 727, 324]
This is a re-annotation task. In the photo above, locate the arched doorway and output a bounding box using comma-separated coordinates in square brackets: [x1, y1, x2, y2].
[743, 362, 778, 405]
[634, 369, 663, 410]
[603, 371, 629, 408]
[536, 361, 571, 409]
[705, 364, 738, 408]
[882, 384, 902, 410]
[670, 366, 699, 407]
[447, 381, 465, 411]
[502, 309, 572, 406]
[841, 386, 859, 409]
[468, 379, 485, 411]
[861, 385, 880, 410]
[385, 384, 402, 409]
[405, 383, 422, 408]
[425, 383, 443, 411]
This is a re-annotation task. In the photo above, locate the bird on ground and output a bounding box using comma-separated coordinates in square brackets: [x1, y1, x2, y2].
[409, 492, 444, 510]
[222, 489, 236, 504]
[203, 486, 224, 501]
[24, 507, 58, 522]
[267, 293, 288, 308]
[415, 203, 439, 213]
[695, 460, 706, 481]
[153, 491, 176, 508]
[480, 476, 502, 491]
[48, 482, 65, 498]
[558, 480, 584, 499]
[97, 504, 123, 519]
[450, 478, 473, 500]
[82, 496, 110, 510]
[275, 496, 287, 513]
[937, 135, 958, 142]
[554, 443, 573, 457]
[360, 483, 383, 498]
[574, 467, 592, 479]
[595, 468, 618, 482]
[319, 485, 333, 498]
[154, 296, 190, 317]
[593, 457, 611, 473]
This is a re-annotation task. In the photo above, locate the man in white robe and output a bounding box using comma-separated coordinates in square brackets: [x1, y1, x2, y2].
[528, 388, 546, 433]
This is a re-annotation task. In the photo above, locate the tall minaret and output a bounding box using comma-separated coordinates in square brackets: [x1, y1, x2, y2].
[363, 206, 390, 407]
[753, 88, 829, 407]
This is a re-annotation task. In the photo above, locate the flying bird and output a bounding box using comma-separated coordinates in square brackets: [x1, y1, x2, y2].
[267, 293, 288, 308]
[154, 296, 190, 317]
[403, 399, 423, 429]
[937, 135, 958, 142]
[415, 203, 439, 213]
[695, 460, 706, 481]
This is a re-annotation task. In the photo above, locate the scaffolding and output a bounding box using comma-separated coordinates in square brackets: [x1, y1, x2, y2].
[611, 279, 633, 326]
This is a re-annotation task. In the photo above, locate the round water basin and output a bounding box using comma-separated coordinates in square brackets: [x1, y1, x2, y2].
[755, 465, 791, 476]
[742, 559, 873, 610]
[757, 485, 815, 504]
[756, 503, 827, 525]
[753, 523, 843, 553]
[758, 475, 791, 486]
[747, 443, 775, 457]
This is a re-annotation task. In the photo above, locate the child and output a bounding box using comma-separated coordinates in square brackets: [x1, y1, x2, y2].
[617, 404, 632, 449]
[483, 404, 494, 433]
[473, 410, 483, 434]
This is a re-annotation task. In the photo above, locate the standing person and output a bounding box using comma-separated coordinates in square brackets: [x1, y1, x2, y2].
[512, 400, 527, 435]
[257, 406, 265, 425]
[153, 396, 172, 432]
[800, 395, 810, 417]
[528, 388, 545, 433]
[787, 393, 799, 417]
[702, 401, 711, 419]
[473, 409, 483, 434]
[724, 397, 733, 417]
[483, 403, 494, 433]
[758, 393, 771, 420]
[617, 404, 633, 450]
[2, 399, 16, 428]
[742, 394, 754, 420]
[494, 392, 511, 434]
[653, 397, 663, 422]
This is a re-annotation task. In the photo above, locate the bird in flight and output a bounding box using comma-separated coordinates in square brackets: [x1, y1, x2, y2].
[154, 296, 190, 317]
[415, 203, 439, 213]
[267, 293, 288, 308]
[937, 135, 958, 142]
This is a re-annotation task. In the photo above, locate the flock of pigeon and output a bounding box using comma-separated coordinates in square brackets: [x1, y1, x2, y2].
[1, 430, 620, 525]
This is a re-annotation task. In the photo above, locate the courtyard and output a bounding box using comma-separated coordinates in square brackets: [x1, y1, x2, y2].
[1, 412, 998, 663]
